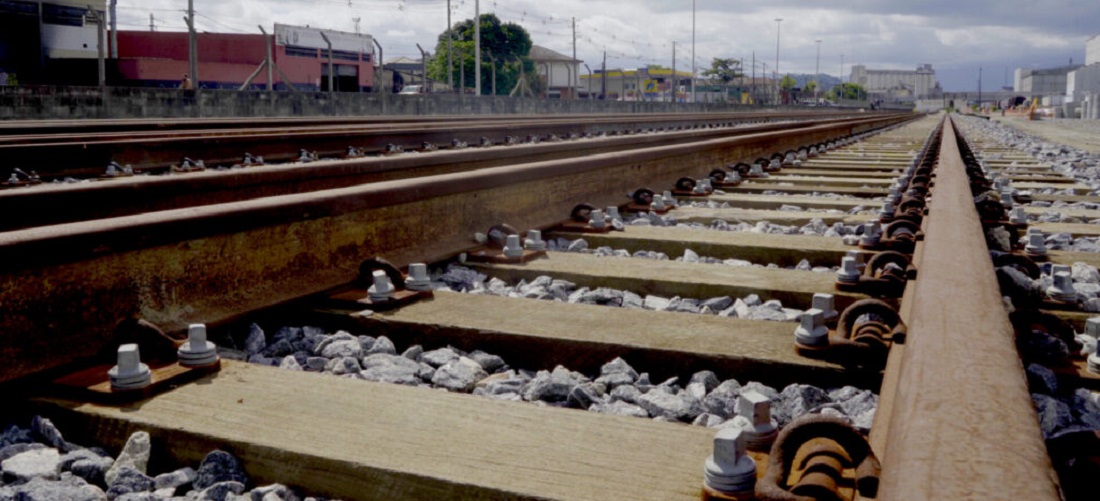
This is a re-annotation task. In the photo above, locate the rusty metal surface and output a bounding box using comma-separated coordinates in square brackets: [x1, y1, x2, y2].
[0, 111, 891, 178]
[0, 113, 914, 384]
[0, 114, 913, 232]
[877, 117, 1060, 500]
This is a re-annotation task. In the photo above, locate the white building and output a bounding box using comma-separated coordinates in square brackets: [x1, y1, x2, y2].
[1015, 64, 1081, 94]
[529, 45, 580, 99]
[849, 64, 940, 100]
[0, 0, 107, 84]
[1068, 33, 1100, 119]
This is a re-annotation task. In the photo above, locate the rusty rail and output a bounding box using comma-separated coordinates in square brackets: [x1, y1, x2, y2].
[877, 116, 1060, 499]
[0, 110, 876, 179]
[0, 114, 912, 232]
[0, 113, 914, 384]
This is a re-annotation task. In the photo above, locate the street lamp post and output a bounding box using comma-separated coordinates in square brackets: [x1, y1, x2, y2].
[814, 39, 822, 101]
[584, 63, 592, 99]
[691, 0, 696, 104]
[774, 18, 782, 104]
[474, 0, 480, 96]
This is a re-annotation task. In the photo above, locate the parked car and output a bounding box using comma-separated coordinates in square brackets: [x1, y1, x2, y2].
[398, 85, 426, 95]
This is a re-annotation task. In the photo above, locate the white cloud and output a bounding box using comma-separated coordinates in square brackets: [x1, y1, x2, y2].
[115, 0, 1099, 90]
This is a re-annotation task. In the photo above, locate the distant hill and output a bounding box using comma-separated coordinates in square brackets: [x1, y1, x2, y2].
[788, 74, 842, 91]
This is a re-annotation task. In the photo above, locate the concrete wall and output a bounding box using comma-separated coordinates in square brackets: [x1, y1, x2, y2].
[0, 85, 771, 120]
[1068, 64, 1100, 103]
[1087, 34, 1100, 66]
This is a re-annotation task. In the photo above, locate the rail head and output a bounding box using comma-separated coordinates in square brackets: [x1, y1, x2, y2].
[877, 116, 1060, 500]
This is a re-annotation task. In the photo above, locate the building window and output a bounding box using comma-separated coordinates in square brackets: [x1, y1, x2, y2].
[285, 45, 318, 58]
[42, 3, 90, 26]
[0, 1, 38, 16]
[331, 50, 361, 62]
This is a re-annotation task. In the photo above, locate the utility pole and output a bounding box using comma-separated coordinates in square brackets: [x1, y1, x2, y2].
[86, 5, 105, 90]
[774, 18, 782, 105]
[572, 17, 577, 100]
[671, 42, 677, 103]
[320, 32, 334, 93]
[264, 26, 272, 90]
[691, 0, 696, 104]
[814, 39, 822, 101]
[186, 0, 197, 88]
[373, 38, 383, 94]
[601, 51, 607, 100]
[474, 0, 481, 96]
[978, 66, 982, 111]
[751, 51, 755, 104]
[446, 0, 452, 91]
[417, 43, 429, 88]
[149, 13, 154, 32]
[108, 0, 117, 58]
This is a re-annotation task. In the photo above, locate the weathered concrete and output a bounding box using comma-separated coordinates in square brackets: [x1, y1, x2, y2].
[2, 85, 773, 120]
[355, 291, 853, 388]
[468, 251, 867, 311]
[33, 361, 726, 501]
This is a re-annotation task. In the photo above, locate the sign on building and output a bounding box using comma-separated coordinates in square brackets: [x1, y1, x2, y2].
[274, 23, 372, 54]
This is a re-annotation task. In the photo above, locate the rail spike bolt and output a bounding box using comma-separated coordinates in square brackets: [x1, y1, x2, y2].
[588, 209, 606, 229]
[702, 427, 757, 498]
[733, 390, 779, 451]
[368, 269, 396, 302]
[1085, 317, 1100, 339]
[502, 234, 525, 258]
[1010, 206, 1028, 225]
[1025, 233, 1047, 256]
[1089, 345, 1100, 374]
[177, 323, 219, 367]
[109, 343, 152, 390]
[836, 257, 861, 285]
[1047, 271, 1077, 303]
[748, 162, 768, 178]
[860, 221, 882, 248]
[524, 230, 547, 252]
[794, 309, 829, 347]
[405, 263, 433, 291]
[812, 293, 839, 324]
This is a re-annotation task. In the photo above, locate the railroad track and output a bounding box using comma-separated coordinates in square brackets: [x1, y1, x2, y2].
[2, 111, 1097, 500]
[0, 110, 862, 181]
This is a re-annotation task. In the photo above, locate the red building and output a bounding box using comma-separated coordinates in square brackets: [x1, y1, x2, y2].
[115, 24, 375, 92]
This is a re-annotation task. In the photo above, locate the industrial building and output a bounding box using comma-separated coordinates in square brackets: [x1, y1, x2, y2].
[0, 1, 376, 91]
[530, 45, 581, 99]
[116, 24, 375, 91]
[0, 0, 108, 85]
[1068, 33, 1100, 119]
[849, 64, 940, 100]
[1014, 64, 1082, 95]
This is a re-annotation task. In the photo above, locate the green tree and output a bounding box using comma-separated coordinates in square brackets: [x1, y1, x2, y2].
[428, 13, 539, 96]
[702, 58, 742, 101]
[780, 74, 796, 90]
[804, 80, 818, 94]
[830, 82, 867, 100]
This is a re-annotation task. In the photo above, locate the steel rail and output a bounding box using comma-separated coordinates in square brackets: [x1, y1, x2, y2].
[877, 116, 1060, 499]
[0, 111, 879, 179]
[0, 113, 913, 384]
[0, 110, 854, 136]
[0, 114, 915, 232]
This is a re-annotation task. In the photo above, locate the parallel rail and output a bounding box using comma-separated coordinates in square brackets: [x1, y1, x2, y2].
[0, 110, 865, 179]
[2, 111, 1089, 500]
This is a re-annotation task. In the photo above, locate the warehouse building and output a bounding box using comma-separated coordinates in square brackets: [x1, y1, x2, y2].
[849, 63, 940, 100]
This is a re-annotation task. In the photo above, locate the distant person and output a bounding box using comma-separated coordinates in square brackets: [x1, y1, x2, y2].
[180, 74, 193, 90]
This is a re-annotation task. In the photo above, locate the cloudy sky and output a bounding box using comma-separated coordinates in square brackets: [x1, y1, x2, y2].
[115, 0, 1100, 91]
